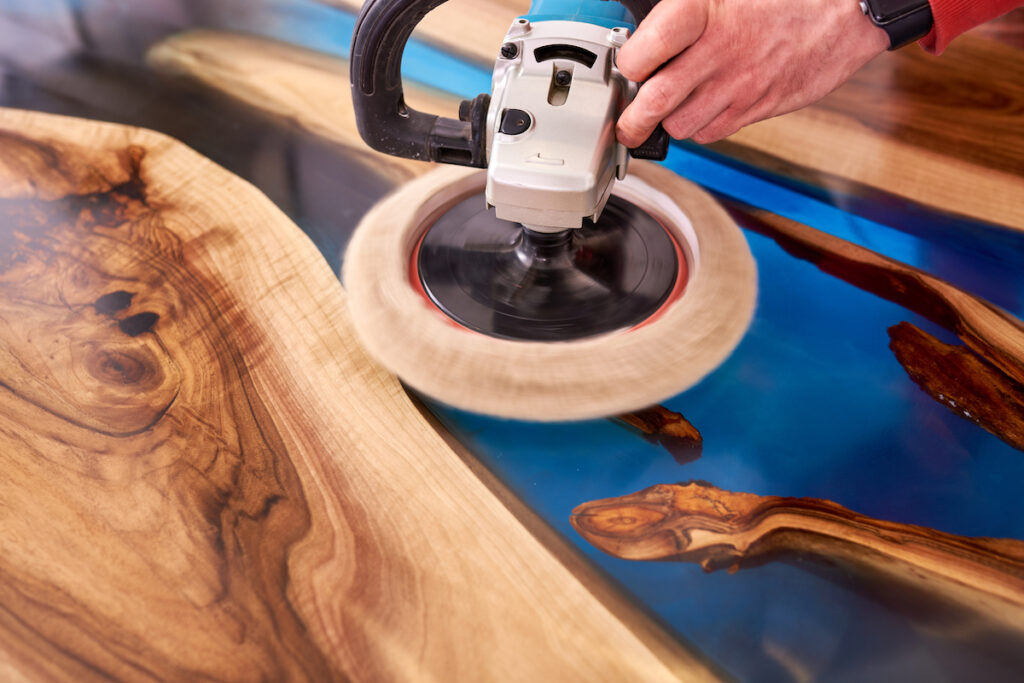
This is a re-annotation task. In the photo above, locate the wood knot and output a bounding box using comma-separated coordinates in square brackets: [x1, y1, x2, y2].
[573, 504, 667, 536]
[118, 312, 159, 337]
[94, 290, 135, 316]
[85, 346, 159, 387]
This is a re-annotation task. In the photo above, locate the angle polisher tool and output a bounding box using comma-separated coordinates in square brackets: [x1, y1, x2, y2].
[344, 0, 758, 420]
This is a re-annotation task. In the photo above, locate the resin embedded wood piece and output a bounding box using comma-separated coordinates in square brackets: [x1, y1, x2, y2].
[571, 482, 1024, 632]
[889, 321, 1024, 452]
[616, 405, 703, 464]
[0, 108, 716, 682]
[724, 203, 1024, 388]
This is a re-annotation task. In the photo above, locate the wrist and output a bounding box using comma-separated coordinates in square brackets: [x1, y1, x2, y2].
[846, 1, 890, 59]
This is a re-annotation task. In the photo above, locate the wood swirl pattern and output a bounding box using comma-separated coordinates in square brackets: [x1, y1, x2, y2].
[0, 107, 716, 682]
[571, 482, 1024, 633]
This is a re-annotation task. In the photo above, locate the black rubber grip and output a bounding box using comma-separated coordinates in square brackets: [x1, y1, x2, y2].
[350, 0, 661, 168]
[629, 124, 669, 160]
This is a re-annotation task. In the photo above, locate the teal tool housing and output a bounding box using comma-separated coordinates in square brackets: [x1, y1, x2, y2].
[522, 0, 636, 30]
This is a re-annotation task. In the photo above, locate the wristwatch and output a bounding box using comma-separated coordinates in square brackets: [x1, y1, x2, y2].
[859, 0, 934, 50]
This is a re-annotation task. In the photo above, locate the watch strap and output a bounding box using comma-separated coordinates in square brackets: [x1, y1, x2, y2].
[860, 1, 934, 50]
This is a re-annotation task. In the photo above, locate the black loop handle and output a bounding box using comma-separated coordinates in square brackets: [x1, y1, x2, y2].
[350, 0, 661, 168]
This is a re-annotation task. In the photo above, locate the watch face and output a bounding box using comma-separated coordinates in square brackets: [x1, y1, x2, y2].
[865, 0, 927, 22]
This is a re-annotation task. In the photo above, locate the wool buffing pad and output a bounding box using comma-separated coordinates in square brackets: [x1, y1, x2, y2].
[343, 161, 757, 421]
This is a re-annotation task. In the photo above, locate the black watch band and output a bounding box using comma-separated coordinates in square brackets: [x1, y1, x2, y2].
[860, 0, 934, 50]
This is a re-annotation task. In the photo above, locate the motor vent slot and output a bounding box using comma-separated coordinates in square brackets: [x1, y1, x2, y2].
[533, 44, 597, 68]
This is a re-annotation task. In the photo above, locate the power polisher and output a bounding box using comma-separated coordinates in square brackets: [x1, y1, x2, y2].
[350, 0, 680, 341]
[345, 0, 757, 421]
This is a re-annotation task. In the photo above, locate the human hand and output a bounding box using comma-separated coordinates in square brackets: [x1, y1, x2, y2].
[616, 0, 890, 146]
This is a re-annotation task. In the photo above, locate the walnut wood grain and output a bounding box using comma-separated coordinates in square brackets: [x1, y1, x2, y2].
[712, 27, 1024, 231]
[571, 482, 1024, 632]
[615, 405, 703, 464]
[146, 30, 458, 183]
[889, 321, 1024, 452]
[723, 203, 1024, 389]
[0, 108, 717, 681]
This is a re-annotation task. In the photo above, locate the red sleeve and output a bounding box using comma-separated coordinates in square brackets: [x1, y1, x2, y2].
[919, 0, 1024, 53]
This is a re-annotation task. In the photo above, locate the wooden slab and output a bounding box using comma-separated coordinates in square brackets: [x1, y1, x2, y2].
[0, 107, 717, 681]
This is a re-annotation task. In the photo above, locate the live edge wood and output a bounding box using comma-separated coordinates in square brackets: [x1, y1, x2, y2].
[0, 108, 716, 681]
[724, 203, 1024, 389]
[889, 321, 1024, 452]
[729, 202, 1024, 448]
[571, 482, 1024, 633]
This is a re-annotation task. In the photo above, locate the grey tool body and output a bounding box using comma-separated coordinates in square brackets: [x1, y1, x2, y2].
[485, 20, 635, 232]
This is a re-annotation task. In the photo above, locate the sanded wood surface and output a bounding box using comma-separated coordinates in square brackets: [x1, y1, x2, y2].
[147, 30, 457, 183]
[571, 482, 1024, 633]
[321, 1, 1024, 230]
[0, 107, 718, 681]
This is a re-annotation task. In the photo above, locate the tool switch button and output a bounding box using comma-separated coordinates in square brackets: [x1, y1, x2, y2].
[499, 109, 532, 136]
